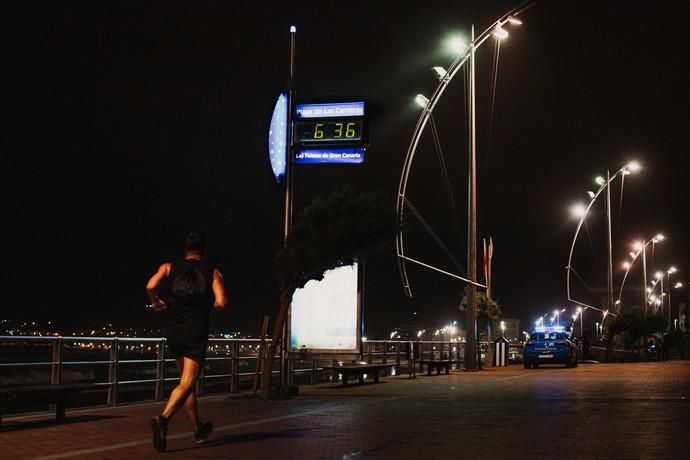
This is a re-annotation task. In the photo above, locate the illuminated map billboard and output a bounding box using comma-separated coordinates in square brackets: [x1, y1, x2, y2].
[289, 263, 361, 354]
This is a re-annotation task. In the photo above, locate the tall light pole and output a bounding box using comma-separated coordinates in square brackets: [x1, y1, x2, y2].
[605, 170, 614, 314]
[280, 25, 297, 387]
[666, 267, 677, 331]
[466, 24, 478, 371]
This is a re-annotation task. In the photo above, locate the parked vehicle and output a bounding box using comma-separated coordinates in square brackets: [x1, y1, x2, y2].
[523, 326, 578, 369]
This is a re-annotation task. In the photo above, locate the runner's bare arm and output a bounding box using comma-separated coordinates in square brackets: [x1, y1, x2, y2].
[212, 269, 228, 310]
[146, 263, 171, 311]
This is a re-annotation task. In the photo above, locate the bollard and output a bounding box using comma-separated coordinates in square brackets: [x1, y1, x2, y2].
[493, 336, 509, 367]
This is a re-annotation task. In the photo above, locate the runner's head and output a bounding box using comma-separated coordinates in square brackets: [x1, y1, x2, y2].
[184, 229, 207, 257]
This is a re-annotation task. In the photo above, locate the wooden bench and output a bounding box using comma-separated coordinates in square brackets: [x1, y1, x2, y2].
[323, 363, 395, 386]
[418, 359, 455, 375]
[0, 383, 96, 428]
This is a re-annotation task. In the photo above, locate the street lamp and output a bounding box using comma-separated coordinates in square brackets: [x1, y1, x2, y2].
[396, 4, 530, 373]
[617, 233, 665, 312]
[567, 162, 641, 317]
[576, 306, 584, 338]
[666, 267, 678, 331]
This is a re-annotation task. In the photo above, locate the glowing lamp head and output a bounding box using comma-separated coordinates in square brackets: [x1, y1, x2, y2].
[675, 282, 684, 289]
[290, 26, 297, 33]
[587, 191, 595, 199]
[493, 26, 509, 39]
[432, 66, 447, 81]
[415, 94, 430, 108]
[595, 176, 605, 186]
[668, 266, 677, 274]
[626, 161, 641, 173]
[632, 241, 644, 251]
[655, 271, 663, 280]
[506, 15, 523, 25]
[655, 233, 665, 242]
[622, 261, 631, 270]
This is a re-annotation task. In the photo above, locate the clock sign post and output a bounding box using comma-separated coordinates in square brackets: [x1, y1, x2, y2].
[267, 27, 369, 387]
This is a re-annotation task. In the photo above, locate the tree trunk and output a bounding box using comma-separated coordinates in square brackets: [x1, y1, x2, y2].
[261, 286, 292, 400]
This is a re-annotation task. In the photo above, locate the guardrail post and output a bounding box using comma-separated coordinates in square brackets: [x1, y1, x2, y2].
[230, 341, 240, 393]
[409, 341, 416, 378]
[155, 339, 165, 401]
[51, 337, 63, 385]
[287, 354, 294, 386]
[107, 338, 119, 406]
[311, 358, 318, 384]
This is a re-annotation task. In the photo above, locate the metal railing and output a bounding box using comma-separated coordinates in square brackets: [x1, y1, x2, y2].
[0, 336, 521, 417]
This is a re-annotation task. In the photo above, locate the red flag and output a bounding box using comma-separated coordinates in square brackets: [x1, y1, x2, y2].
[483, 238, 488, 284]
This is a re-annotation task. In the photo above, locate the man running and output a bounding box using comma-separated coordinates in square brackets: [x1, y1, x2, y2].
[146, 230, 227, 452]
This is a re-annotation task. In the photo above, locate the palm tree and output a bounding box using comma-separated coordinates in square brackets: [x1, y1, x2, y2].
[459, 288, 501, 338]
[261, 187, 396, 399]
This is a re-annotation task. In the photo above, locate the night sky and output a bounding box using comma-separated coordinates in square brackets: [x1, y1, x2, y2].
[4, 1, 689, 336]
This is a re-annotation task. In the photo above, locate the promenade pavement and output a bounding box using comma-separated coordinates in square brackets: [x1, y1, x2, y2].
[1, 361, 689, 459]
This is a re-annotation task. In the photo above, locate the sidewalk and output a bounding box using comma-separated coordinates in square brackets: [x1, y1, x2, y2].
[2, 362, 689, 459]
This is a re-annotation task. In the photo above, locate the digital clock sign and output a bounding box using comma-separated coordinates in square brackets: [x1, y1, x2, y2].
[296, 120, 363, 143]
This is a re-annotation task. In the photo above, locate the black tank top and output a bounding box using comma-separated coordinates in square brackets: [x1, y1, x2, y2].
[165, 259, 214, 343]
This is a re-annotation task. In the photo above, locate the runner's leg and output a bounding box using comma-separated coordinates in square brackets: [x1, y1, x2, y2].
[162, 357, 201, 420]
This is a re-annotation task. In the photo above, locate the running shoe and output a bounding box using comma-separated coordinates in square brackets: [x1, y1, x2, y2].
[194, 421, 213, 443]
[150, 415, 168, 452]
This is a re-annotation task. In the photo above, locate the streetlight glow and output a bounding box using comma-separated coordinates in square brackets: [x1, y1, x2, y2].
[622, 261, 631, 270]
[571, 203, 587, 218]
[675, 282, 684, 289]
[506, 16, 523, 25]
[595, 176, 605, 186]
[655, 233, 665, 242]
[587, 191, 595, 199]
[655, 271, 663, 280]
[445, 35, 467, 55]
[632, 241, 644, 251]
[626, 161, 641, 172]
[668, 266, 677, 274]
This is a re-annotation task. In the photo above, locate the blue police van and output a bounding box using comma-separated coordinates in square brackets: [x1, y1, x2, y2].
[523, 326, 578, 369]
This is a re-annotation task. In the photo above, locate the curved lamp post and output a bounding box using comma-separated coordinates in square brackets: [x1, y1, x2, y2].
[396, 3, 532, 295]
[396, 2, 533, 372]
[617, 233, 664, 311]
[566, 161, 641, 317]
